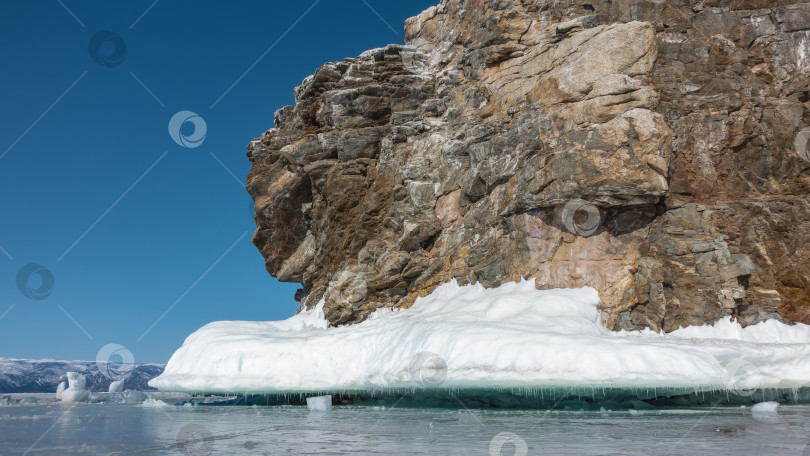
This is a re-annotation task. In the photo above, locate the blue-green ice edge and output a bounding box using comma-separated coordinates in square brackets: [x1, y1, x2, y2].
[170, 386, 810, 409]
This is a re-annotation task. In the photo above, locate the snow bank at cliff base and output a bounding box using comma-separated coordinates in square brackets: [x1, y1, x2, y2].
[149, 279, 810, 394]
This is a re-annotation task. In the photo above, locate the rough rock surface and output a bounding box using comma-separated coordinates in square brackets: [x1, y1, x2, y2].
[247, 0, 810, 331]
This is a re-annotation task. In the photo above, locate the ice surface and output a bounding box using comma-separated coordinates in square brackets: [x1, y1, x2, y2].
[751, 401, 780, 413]
[150, 279, 810, 394]
[306, 395, 332, 412]
[61, 372, 90, 403]
[108, 380, 124, 393]
[4, 402, 810, 455]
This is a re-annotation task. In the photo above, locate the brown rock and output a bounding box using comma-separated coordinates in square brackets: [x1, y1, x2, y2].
[247, 0, 810, 330]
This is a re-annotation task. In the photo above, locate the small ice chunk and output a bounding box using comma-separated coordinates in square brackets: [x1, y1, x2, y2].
[306, 395, 332, 412]
[114, 390, 147, 404]
[61, 372, 90, 403]
[69, 372, 87, 388]
[56, 381, 67, 400]
[108, 380, 124, 393]
[751, 401, 779, 413]
[140, 398, 169, 407]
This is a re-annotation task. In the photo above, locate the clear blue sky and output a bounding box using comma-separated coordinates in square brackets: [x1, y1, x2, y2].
[0, 0, 436, 363]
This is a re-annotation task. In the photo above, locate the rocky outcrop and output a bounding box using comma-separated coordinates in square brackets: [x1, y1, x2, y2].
[247, 0, 810, 331]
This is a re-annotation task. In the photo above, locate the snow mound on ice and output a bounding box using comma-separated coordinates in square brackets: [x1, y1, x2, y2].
[149, 279, 810, 393]
[61, 372, 90, 403]
[751, 401, 780, 413]
[55, 381, 66, 400]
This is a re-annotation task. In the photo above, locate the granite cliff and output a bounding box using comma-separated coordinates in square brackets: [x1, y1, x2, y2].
[246, 0, 810, 331]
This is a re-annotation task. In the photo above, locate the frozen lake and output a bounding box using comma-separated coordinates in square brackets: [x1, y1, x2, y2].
[1, 397, 809, 455]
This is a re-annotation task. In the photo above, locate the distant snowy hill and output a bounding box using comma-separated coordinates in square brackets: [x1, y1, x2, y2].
[0, 358, 164, 393]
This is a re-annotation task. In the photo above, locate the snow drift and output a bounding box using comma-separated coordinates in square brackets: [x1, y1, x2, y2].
[149, 280, 810, 394]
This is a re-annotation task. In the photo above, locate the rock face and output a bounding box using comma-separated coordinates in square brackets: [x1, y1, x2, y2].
[247, 0, 810, 331]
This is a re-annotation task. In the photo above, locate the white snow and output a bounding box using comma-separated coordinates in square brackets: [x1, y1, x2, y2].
[108, 380, 124, 393]
[149, 279, 810, 394]
[61, 372, 90, 403]
[751, 401, 780, 413]
[306, 395, 332, 412]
